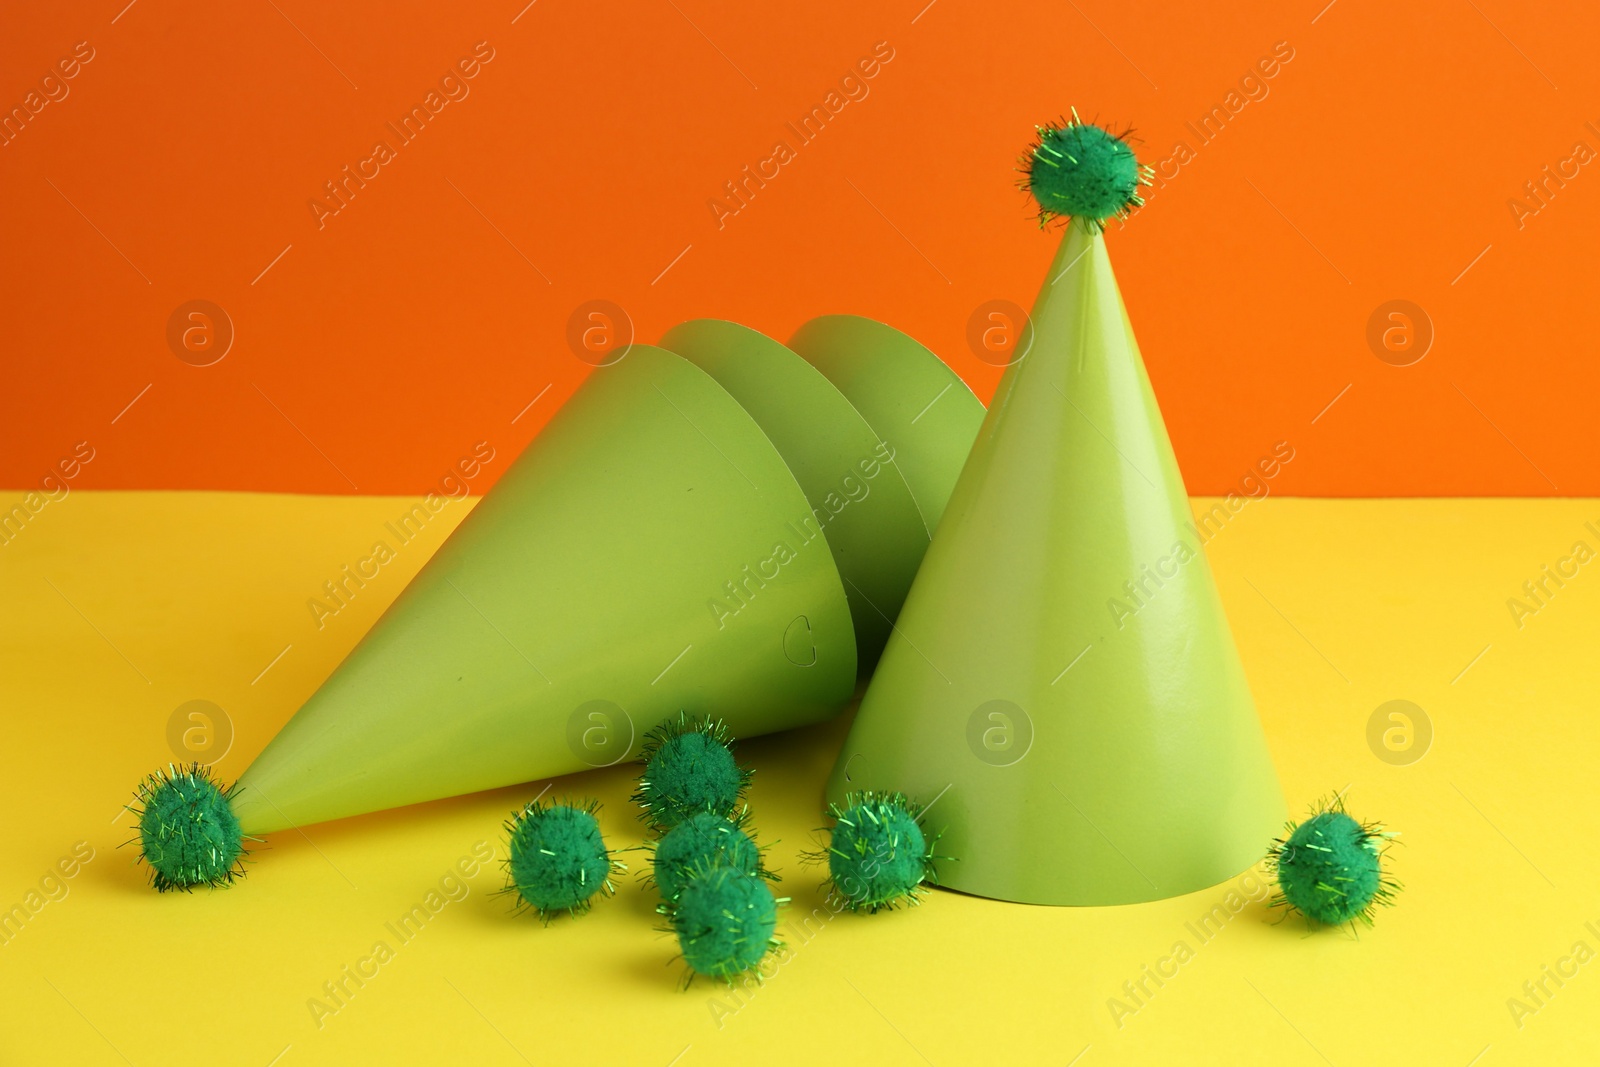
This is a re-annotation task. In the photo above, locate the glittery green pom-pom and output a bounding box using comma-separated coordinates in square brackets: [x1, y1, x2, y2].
[660, 864, 785, 986]
[129, 763, 249, 892]
[1267, 795, 1400, 928]
[648, 808, 775, 901]
[632, 712, 751, 831]
[504, 797, 624, 921]
[817, 790, 942, 913]
[1020, 110, 1152, 232]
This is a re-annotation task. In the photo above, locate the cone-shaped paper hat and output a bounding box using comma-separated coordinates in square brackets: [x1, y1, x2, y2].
[232, 345, 856, 834]
[788, 316, 985, 536]
[660, 320, 931, 674]
[826, 125, 1283, 905]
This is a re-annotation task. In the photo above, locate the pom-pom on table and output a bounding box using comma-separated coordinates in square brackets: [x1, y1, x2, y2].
[632, 714, 752, 833]
[818, 791, 940, 912]
[649, 810, 773, 902]
[659, 863, 786, 987]
[504, 797, 623, 921]
[1268, 795, 1400, 927]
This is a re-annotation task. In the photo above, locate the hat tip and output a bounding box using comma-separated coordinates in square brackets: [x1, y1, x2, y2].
[128, 763, 249, 892]
[1020, 110, 1153, 232]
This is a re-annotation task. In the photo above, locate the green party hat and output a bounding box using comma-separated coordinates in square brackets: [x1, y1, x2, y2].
[128, 346, 859, 887]
[660, 320, 932, 674]
[787, 315, 985, 536]
[825, 115, 1284, 905]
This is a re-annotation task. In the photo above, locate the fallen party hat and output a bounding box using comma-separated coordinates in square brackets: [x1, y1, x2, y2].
[661, 319, 934, 675]
[131, 345, 859, 887]
[787, 315, 985, 537]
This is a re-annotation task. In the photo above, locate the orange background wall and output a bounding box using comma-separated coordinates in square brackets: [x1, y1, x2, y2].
[3, 0, 1596, 498]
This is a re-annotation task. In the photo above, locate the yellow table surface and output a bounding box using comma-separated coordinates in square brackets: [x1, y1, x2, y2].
[3, 491, 1598, 1065]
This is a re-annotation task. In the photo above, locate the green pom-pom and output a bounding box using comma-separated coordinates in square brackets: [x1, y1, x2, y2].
[661, 864, 783, 986]
[820, 790, 941, 913]
[130, 763, 248, 892]
[649, 809, 773, 901]
[1268, 795, 1400, 927]
[505, 797, 622, 921]
[1020, 111, 1151, 232]
[632, 712, 751, 831]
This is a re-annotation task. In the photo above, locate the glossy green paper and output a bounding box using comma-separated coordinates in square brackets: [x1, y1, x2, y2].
[787, 315, 985, 535]
[825, 224, 1285, 905]
[233, 346, 856, 835]
[660, 320, 929, 674]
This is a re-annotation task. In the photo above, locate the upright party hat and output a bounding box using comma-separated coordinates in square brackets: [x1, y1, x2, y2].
[131, 345, 859, 887]
[825, 115, 1284, 905]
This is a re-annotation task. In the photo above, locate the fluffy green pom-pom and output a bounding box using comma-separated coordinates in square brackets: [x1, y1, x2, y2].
[1020, 111, 1151, 232]
[505, 797, 623, 921]
[661, 864, 784, 986]
[820, 790, 941, 913]
[632, 713, 750, 831]
[649, 809, 773, 901]
[1268, 795, 1400, 927]
[130, 763, 248, 892]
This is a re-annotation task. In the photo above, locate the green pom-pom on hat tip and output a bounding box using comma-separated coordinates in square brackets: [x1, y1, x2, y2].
[128, 762, 252, 892]
[811, 790, 947, 914]
[503, 796, 625, 922]
[645, 806, 778, 902]
[1266, 793, 1401, 928]
[658, 862, 787, 988]
[1019, 108, 1153, 233]
[631, 711, 752, 832]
